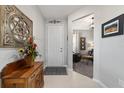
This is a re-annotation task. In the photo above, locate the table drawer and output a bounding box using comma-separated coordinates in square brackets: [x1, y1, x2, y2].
[29, 66, 42, 81]
[3, 79, 26, 88]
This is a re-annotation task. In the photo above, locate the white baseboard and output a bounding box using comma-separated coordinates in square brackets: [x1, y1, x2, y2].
[93, 78, 108, 88]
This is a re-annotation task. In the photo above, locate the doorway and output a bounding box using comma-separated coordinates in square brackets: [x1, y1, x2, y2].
[46, 24, 65, 67]
[72, 14, 94, 78]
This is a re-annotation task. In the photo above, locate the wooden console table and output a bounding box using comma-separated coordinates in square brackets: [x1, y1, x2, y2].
[1, 59, 44, 88]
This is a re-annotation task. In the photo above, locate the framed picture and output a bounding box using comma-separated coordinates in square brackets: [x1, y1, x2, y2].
[102, 14, 124, 38]
[80, 37, 86, 50]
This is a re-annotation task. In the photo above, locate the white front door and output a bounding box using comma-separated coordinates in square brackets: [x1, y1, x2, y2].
[47, 24, 64, 66]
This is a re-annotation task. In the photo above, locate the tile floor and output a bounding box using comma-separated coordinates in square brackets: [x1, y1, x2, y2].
[44, 69, 102, 88]
[0, 69, 101, 88]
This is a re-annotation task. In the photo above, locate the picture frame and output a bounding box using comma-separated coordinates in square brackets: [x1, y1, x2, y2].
[80, 37, 86, 50]
[102, 14, 124, 38]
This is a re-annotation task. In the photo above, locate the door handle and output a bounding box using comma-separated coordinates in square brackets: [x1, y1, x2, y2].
[60, 48, 63, 52]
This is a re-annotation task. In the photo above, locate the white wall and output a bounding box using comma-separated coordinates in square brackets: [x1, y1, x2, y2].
[0, 5, 45, 71]
[72, 30, 93, 54]
[68, 5, 124, 87]
[80, 30, 93, 44]
[80, 30, 94, 54]
[97, 6, 124, 88]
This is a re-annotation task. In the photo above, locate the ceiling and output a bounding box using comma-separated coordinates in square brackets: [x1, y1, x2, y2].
[73, 14, 94, 30]
[39, 5, 83, 19]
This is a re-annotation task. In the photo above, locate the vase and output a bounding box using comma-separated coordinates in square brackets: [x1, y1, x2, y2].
[24, 55, 34, 67]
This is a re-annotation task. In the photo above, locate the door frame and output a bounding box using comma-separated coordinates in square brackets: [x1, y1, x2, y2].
[68, 13, 95, 78]
[45, 23, 67, 67]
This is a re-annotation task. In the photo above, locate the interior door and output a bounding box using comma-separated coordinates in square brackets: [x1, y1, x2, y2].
[47, 24, 64, 66]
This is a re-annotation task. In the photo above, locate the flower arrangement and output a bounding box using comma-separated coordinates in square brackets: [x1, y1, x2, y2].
[18, 36, 40, 61]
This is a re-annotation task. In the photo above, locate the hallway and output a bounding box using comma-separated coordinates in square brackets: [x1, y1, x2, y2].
[1, 5, 124, 88]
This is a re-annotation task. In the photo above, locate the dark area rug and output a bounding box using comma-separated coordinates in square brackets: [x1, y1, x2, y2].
[73, 61, 93, 78]
[44, 67, 67, 75]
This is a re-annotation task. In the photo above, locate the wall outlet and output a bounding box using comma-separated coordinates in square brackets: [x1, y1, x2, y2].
[118, 79, 124, 87]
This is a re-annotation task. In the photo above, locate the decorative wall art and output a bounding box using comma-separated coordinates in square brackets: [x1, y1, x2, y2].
[0, 5, 33, 48]
[80, 37, 86, 50]
[102, 14, 124, 38]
